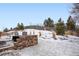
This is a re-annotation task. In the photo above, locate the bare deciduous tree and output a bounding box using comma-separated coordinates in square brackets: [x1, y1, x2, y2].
[71, 3, 79, 23]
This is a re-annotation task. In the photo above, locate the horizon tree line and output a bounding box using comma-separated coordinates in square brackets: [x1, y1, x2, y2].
[3, 16, 76, 34]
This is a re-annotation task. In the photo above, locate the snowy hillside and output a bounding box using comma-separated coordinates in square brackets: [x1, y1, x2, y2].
[0, 29, 79, 56]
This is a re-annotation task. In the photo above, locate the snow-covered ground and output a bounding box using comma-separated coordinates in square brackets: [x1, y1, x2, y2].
[0, 29, 79, 56]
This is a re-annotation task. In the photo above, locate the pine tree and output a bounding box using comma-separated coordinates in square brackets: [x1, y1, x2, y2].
[17, 23, 24, 30]
[20, 23, 24, 30]
[66, 16, 75, 31]
[44, 17, 54, 27]
[10, 27, 13, 30]
[3, 28, 8, 32]
[76, 28, 79, 36]
[56, 18, 65, 35]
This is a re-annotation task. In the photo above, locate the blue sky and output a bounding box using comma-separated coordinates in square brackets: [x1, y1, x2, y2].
[0, 3, 72, 30]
